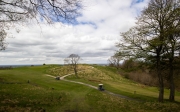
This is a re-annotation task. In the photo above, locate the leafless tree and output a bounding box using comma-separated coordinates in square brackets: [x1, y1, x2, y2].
[0, 0, 82, 50]
[108, 53, 121, 69]
[65, 54, 80, 78]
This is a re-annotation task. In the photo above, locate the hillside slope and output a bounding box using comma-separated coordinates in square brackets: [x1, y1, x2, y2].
[0, 65, 180, 112]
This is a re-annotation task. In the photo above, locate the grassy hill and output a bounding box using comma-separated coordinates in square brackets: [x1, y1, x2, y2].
[0, 65, 180, 112]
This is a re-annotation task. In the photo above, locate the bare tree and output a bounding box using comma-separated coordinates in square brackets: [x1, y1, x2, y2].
[0, 0, 82, 50]
[65, 54, 80, 78]
[108, 56, 120, 68]
[108, 52, 122, 69]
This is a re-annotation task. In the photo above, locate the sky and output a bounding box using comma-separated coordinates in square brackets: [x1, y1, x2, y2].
[0, 0, 149, 65]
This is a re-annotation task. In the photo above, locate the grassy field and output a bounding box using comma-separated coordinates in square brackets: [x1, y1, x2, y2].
[67, 65, 180, 101]
[0, 65, 180, 112]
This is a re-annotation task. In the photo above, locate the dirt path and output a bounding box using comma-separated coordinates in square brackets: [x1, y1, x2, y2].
[45, 74, 140, 101]
[60, 74, 73, 80]
[63, 79, 98, 89]
[46, 74, 56, 78]
[45, 74, 97, 89]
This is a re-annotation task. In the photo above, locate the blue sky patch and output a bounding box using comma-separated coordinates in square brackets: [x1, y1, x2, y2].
[136, 0, 144, 3]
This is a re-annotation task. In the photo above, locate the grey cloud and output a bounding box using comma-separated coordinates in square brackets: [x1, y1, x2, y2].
[0, 0, 149, 65]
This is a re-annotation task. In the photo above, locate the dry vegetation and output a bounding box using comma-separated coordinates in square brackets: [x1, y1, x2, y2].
[121, 68, 158, 86]
[77, 66, 113, 81]
[119, 60, 180, 91]
[46, 65, 114, 81]
[46, 65, 72, 77]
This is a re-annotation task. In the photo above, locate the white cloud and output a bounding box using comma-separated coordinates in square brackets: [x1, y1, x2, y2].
[0, 0, 149, 65]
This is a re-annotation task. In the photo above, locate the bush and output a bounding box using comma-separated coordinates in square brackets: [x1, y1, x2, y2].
[124, 73, 129, 79]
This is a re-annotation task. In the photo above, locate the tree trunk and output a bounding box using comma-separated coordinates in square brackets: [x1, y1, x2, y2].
[74, 66, 78, 78]
[157, 55, 164, 102]
[75, 70, 78, 78]
[158, 73, 164, 102]
[169, 74, 175, 101]
[169, 59, 175, 101]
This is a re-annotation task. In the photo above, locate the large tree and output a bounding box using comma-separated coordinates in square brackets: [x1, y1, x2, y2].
[0, 0, 82, 50]
[118, 0, 180, 102]
[162, 6, 180, 101]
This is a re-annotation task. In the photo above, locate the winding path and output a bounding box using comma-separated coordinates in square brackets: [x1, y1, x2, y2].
[46, 74, 97, 89]
[46, 74, 139, 101]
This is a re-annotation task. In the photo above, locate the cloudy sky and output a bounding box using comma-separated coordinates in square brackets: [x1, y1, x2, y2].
[1, 0, 149, 65]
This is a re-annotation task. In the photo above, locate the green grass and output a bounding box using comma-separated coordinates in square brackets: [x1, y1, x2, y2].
[65, 65, 180, 102]
[0, 65, 180, 112]
[91, 65, 180, 101]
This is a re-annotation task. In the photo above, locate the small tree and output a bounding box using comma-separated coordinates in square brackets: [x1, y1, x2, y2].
[65, 54, 80, 78]
[108, 55, 121, 69]
[108, 52, 126, 69]
[121, 59, 135, 70]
